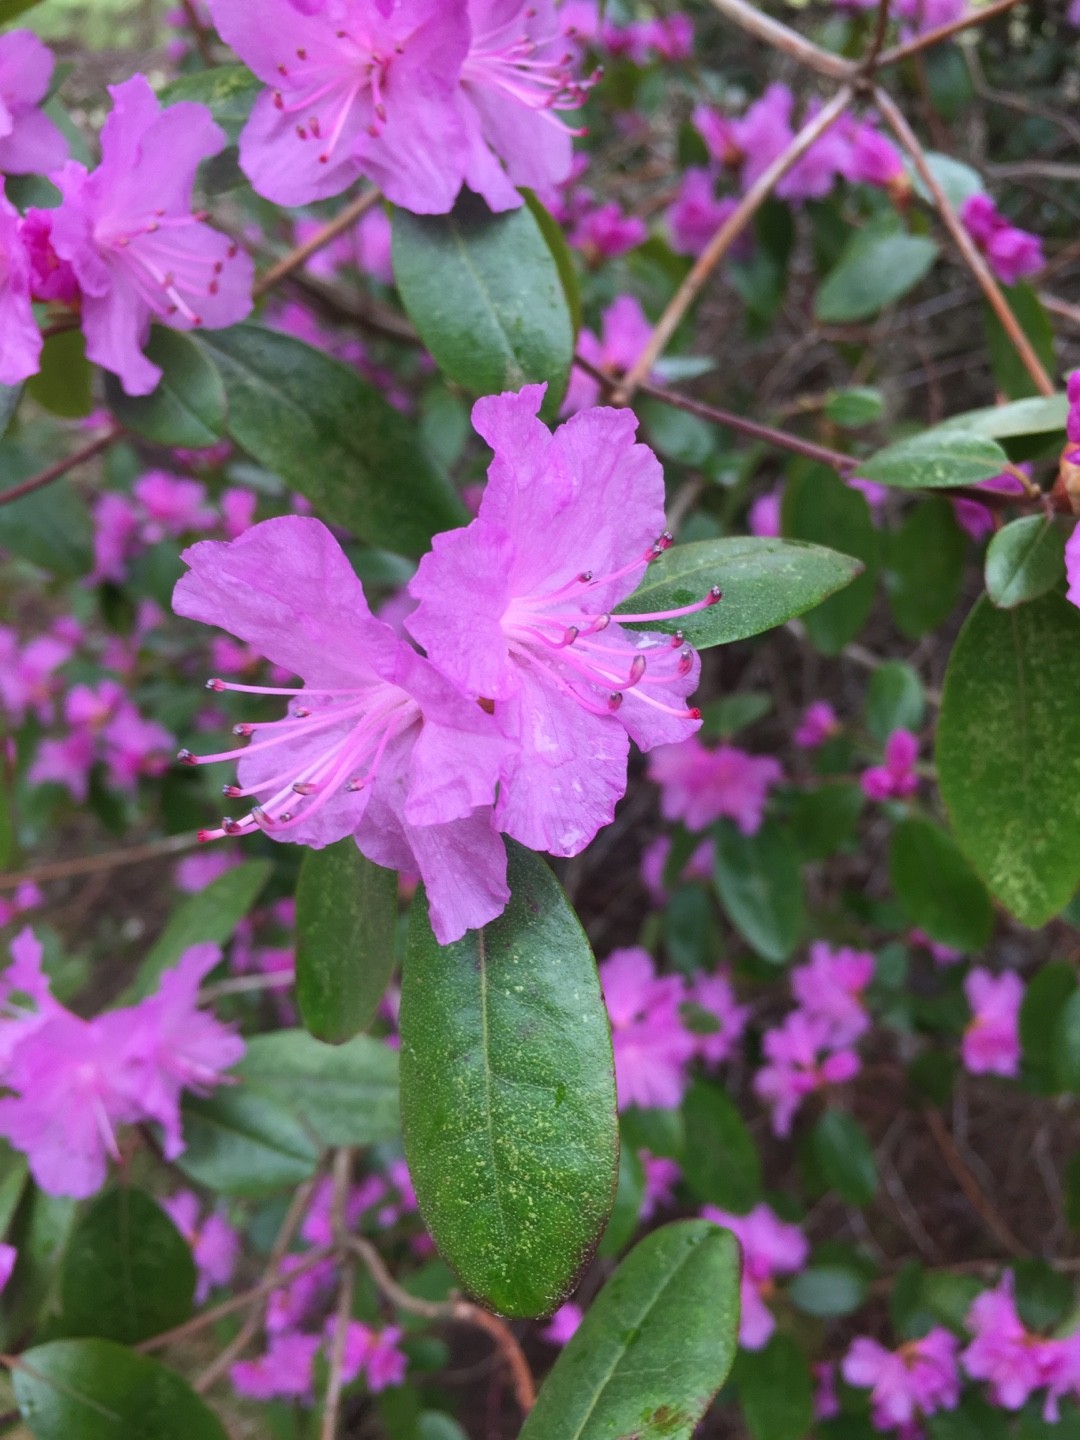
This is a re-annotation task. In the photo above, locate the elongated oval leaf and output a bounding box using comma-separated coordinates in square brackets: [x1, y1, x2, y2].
[681, 1080, 762, 1212]
[198, 326, 465, 555]
[815, 228, 939, 324]
[175, 1088, 320, 1196]
[859, 429, 1009, 490]
[735, 1333, 814, 1440]
[937, 594, 1080, 926]
[985, 515, 1066, 610]
[296, 841, 398, 1044]
[0, 447, 92, 578]
[13, 1340, 227, 1440]
[616, 537, 863, 649]
[59, 1188, 195, 1345]
[105, 329, 226, 449]
[237, 1029, 399, 1148]
[886, 497, 965, 639]
[813, 1111, 878, 1206]
[399, 841, 617, 1317]
[712, 818, 803, 963]
[782, 469, 878, 654]
[519, 1221, 740, 1440]
[158, 64, 261, 136]
[392, 192, 574, 412]
[889, 816, 993, 953]
[939, 394, 1067, 440]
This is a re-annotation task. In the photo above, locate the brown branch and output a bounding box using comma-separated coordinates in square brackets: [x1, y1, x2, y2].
[0, 425, 122, 509]
[875, 87, 1055, 398]
[923, 1105, 1027, 1258]
[0, 831, 202, 891]
[179, 0, 217, 66]
[863, 0, 893, 73]
[704, 0, 854, 78]
[321, 1261, 356, 1440]
[875, 0, 1023, 70]
[615, 85, 855, 403]
[254, 189, 382, 300]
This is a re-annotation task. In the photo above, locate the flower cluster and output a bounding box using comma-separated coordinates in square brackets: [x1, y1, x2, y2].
[648, 737, 783, 836]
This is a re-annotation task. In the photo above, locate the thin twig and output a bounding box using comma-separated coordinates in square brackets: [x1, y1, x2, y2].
[875, 87, 1055, 398]
[179, 0, 217, 66]
[254, 189, 382, 300]
[705, 0, 854, 78]
[321, 1261, 356, 1440]
[0, 425, 122, 509]
[0, 831, 202, 891]
[923, 1105, 1027, 1258]
[875, 0, 1023, 69]
[614, 86, 854, 403]
[863, 0, 893, 73]
[199, 970, 295, 1003]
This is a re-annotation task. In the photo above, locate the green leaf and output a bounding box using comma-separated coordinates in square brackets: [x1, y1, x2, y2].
[519, 1221, 740, 1440]
[701, 692, 772, 738]
[59, 1188, 195, 1345]
[13, 1339, 228, 1440]
[26, 330, 92, 419]
[938, 395, 1067, 440]
[128, 859, 272, 1000]
[0, 450, 92, 578]
[937, 594, 1080, 926]
[824, 386, 885, 429]
[0, 1188, 76, 1349]
[0, 382, 22, 437]
[616, 537, 864, 649]
[815, 223, 939, 323]
[867, 662, 926, 742]
[392, 192, 574, 413]
[237, 1030, 399, 1148]
[789, 1263, 868, 1318]
[886, 498, 965, 638]
[913, 153, 984, 209]
[105, 329, 226, 449]
[199, 326, 465, 556]
[399, 841, 617, 1318]
[1054, 990, 1080, 1094]
[681, 1080, 762, 1212]
[712, 818, 803, 963]
[788, 783, 863, 861]
[0, 0, 44, 23]
[1021, 961, 1076, 1093]
[296, 841, 398, 1045]
[782, 468, 878, 654]
[889, 816, 993, 952]
[812, 1111, 878, 1205]
[597, 1142, 645, 1260]
[985, 516, 1067, 610]
[523, 189, 582, 335]
[984, 283, 1056, 402]
[158, 65, 262, 139]
[1064, 1149, 1080, 1229]
[859, 429, 1009, 490]
[175, 1088, 320, 1197]
[736, 1334, 814, 1440]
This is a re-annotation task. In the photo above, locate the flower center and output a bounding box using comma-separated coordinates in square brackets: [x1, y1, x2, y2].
[271, 34, 397, 159]
[100, 209, 241, 327]
[462, 10, 599, 134]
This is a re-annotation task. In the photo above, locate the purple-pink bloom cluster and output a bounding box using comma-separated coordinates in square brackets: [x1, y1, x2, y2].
[703, 1202, 808, 1350]
[961, 968, 1022, 1078]
[842, 1329, 961, 1435]
[961, 194, 1044, 287]
[861, 729, 919, 802]
[649, 736, 783, 836]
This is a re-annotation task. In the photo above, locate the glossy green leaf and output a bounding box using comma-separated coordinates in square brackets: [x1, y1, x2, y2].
[867, 661, 926, 742]
[886, 498, 965, 638]
[0, 382, 21, 437]
[1054, 990, 1080, 1094]
[889, 816, 993, 953]
[0, 0, 45, 23]
[937, 594, 1080, 926]
[825, 386, 884, 429]
[392, 192, 574, 412]
[782, 468, 878, 654]
[712, 818, 803, 963]
[815, 225, 939, 323]
[616, 537, 864, 649]
[736, 1333, 814, 1440]
[939, 395, 1067, 440]
[59, 1188, 195, 1345]
[175, 1088, 320, 1197]
[158, 64, 262, 138]
[296, 840, 398, 1044]
[199, 326, 465, 555]
[0, 449, 92, 578]
[237, 1029, 399, 1148]
[105, 329, 226, 449]
[399, 842, 617, 1317]
[788, 783, 863, 861]
[0, 1188, 76, 1350]
[789, 1263, 868, 1318]
[913, 153, 984, 209]
[523, 188, 582, 335]
[27, 329, 92, 419]
[1020, 961, 1076, 1093]
[985, 516, 1067, 610]
[519, 1221, 740, 1440]
[13, 1340, 228, 1440]
[859, 429, 1009, 490]
[812, 1111, 878, 1206]
[681, 1080, 762, 1212]
[128, 859, 272, 1000]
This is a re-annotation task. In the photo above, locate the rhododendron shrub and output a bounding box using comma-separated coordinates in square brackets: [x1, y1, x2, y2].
[2, 2, 1080, 1438]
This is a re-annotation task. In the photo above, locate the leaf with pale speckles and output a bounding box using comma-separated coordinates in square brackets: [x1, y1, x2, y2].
[519, 1221, 740, 1440]
[399, 842, 618, 1318]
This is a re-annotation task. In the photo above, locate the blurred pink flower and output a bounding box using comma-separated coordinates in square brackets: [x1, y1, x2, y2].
[962, 968, 1022, 1078]
[842, 1328, 961, 1432]
[161, 1189, 240, 1303]
[961, 193, 1044, 287]
[541, 1302, 583, 1345]
[753, 1010, 860, 1137]
[666, 169, 737, 257]
[791, 942, 875, 1047]
[599, 948, 695, 1111]
[231, 1330, 322, 1402]
[0, 31, 69, 175]
[794, 701, 839, 750]
[861, 728, 919, 802]
[702, 1202, 808, 1349]
[649, 737, 782, 835]
[688, 970, 749, 1067]
[563, 294, 654, 415]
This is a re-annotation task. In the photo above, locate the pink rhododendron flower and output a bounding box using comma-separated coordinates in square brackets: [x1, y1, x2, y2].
[0, 31, 69, 175]
[231, 1330, 322, 1402]
[688, 970, 748, 1066]
[20, 208, 80, 306]
[791, 942, 875, 1047]
[134, 471, 217, 541]
[693, 105, 741, 166]
[563, 294, 653, 415]
[89, 491, 141, 584]
[896, 0, 966, 32]
[961, 193, 1044, 287]
[0, 184, 41, 386]
[408, 387, 708, 858]
[951, 467, 1028, 542]
[748, 486, 782, 538]
[0, 628, 75, 726]
[861, 728, 919, 801]
[27, 730, 96, 803]
[649, 737, 782, 836]
[753, 1010, 860, 1137]
[0, 1244, 15, 1295]
[733, 85, 846, 203]
[297, 207, 395, 286]
[569, 201, 648, 260]
[777, 100, 851, 204]
[50, 75, 253, 396]
[842, 1329, 961, 1432]
[794, 701, 839, 749]
[599, 948, 696, 1110]
[173, 515, 512, 944]
[962, 1273, 1053, 1411]
[327, 1319, 408, 1390]
[640, 1151, 681, 1219]
[0, 882, 43, 930]
[702, 1203, 808, 1350]
[175, 848, 243, 893]
[666, 169, 737, 257]
[841, 119, 908, 197]
[814, 1362, 842, 1421]
[962, 968, 1022, 1078]
[101, 706, 176, 791]
[541, 1302, 583, 1345]
[161, 1189, 240, 1303]
[208, 0, 469, 212]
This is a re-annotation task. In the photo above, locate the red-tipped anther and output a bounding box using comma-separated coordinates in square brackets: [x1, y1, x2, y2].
[227, 243, 239, 258]
[197, 829, 215, 843]
[279, 811, 294, 823]
[677, 647, 694, 676]
[688, 706, 702, 721]
[209, 280, 219, 296]
[706, 586, 722, 605]
[232, 723, 254, 737]
[564, 625, 580, 646]
[273, 90, 285, 109]
[608, 691, 623, 711]
[309, 117, 321, 137]
[294, 707, 311, 718]
[222, 817, 245, 835]
[177, 748, 197, 765]
[578, 570, 593, 583]
[205, 677, 226, 691]
[669, 630, 685, 647]
[296, 46, 307, 58]
[252, 806, 273, 827]
[346, 777, 367, 792]
[627, 655, 647, 686]
[292, 781, 317, 795]
[277, 63, 288, 76]
[296, 125, 309, 140]
[648, 531, 674, 559]
[223, 784, 242, 798]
